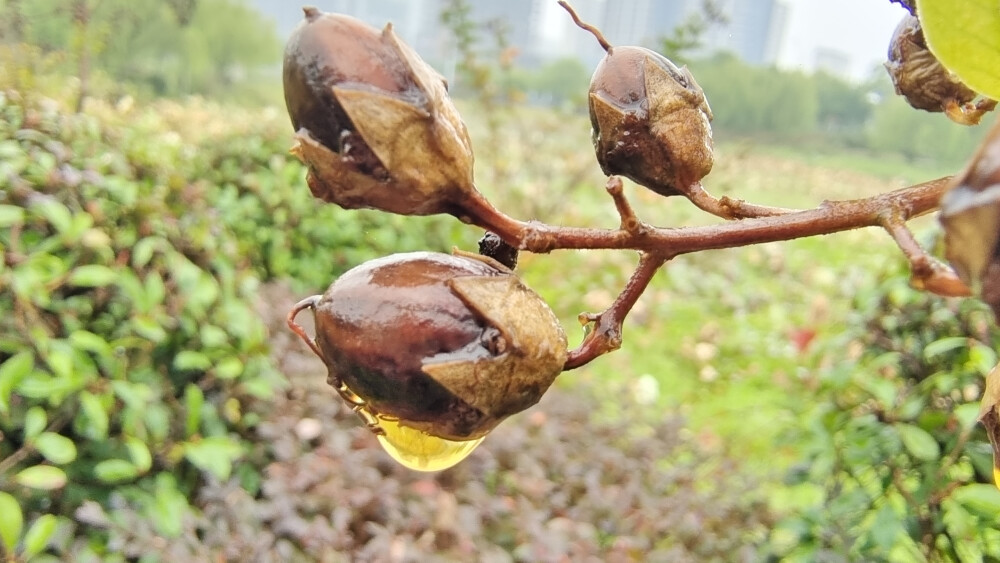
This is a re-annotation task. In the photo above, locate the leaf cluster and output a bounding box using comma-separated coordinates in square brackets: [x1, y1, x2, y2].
[771, 260, 999, 561]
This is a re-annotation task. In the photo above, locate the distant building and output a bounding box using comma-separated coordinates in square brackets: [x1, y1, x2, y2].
[253, 0, 790, 71]
[703, 0, 789, 64]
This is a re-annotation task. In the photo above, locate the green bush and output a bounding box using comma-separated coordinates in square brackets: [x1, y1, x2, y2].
[769, 259, 999, 562]
[0, 88, 457, 559]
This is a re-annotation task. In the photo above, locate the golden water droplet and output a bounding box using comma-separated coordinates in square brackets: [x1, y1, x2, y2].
[994, 466, 1000, 490]
[374, 416, 484, 472]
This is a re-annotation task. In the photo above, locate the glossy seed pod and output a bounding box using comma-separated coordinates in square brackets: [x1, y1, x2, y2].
[283, 8, 477, 215]
[589, 46, 714, 198]
[310, 252, 567, 443]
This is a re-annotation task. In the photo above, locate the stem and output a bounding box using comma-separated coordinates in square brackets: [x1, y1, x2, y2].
[685, 181, 798, 219]
[564, 252, 667, 370]
[287, 296, 325, 361]
[880, 211, 970, 297]
[462, 176, 951, 256]
[558, 1, 613, 52]
[457, 175, 952, 369]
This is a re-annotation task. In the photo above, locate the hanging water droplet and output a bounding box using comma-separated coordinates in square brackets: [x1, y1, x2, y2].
[374, 415, 485, 472]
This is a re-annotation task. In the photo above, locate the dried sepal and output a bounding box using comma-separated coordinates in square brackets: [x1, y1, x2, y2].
[940, 117, 1000, 317]
[424, 274, 568, 422]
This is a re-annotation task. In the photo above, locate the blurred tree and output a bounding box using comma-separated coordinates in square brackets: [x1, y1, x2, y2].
[814, 71, 872, 132]
[8, 0, 278, 100]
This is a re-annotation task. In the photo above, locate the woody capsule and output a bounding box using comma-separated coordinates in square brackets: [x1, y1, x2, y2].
[283, 7, 477, 216]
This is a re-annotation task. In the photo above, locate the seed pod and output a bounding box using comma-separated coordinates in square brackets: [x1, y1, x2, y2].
[940, 117, 1000, 319]
[885, 14, 995, 125]
[589, 46, 714, 198]
[289, 251, 567, 470]
[283, 7, 477, 215]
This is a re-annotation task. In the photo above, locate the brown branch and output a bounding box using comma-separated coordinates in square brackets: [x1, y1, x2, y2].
[456, 175, 954, 370]
[880, 211, 971, 297]
[564, 252, 667, 370]
[462, 175, 952, 255]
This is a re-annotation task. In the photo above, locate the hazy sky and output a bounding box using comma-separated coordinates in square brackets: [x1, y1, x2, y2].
[777, 0, 908, 80]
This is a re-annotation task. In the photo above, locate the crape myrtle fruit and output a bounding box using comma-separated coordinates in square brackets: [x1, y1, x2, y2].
[283, 7, 478, 216]
[588, 45, 715, 198]
[287, 252, 568, 471]
[885, 14, 996, 125]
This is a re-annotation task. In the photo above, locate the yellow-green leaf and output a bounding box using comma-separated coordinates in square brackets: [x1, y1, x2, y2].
[15, 466, 67, 490]
[918, 0, 1000, 99]
[68, 265, 117, 287]
[33, 432, 77, 465]
[21, 514, 57, 560]
[0, 492, 23, 553]
[896, 423, 941, 461]
[93, 459, 138, 483]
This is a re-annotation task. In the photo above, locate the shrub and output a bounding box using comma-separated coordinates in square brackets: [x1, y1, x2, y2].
[0, 88, 455, 559]
[769, 258, 1000, 561]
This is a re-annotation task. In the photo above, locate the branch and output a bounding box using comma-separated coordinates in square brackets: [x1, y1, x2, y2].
[461, 176, 951, 255]
[455, 175, 954, 369]
[564, 252, 667, 370]
[880, 210, 970, 297]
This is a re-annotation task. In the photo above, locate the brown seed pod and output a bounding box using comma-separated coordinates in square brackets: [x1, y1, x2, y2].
[283, 7, 477, 215]
[885, 14, 995, 125]
[588, 46, 714, 197]
[294, 251, 568, 443]
[940, 118, 1000, 319]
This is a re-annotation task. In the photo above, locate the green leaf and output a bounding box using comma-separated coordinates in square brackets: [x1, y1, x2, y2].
[184, 436, 243, 480]
[132, 237, 160, 268]
[922, 337, 968, 361]
[955, 403, 981, 430]
[31, 199, 72, 234]
[125, 437, 152, 473]
[24, 406, 47, 440]
[0, 492, 23, 554]
[79, 391, 109, 441]
[21, 514, 57, 560]
[15, 466, 67, 490]
[173, 351, 211, 372]
[67, 265, 117, 287]
[0, 351, 34, 415]
[131, 316, 167, 343]
[69, 330, 114, 360]
[214, 357, 243, 380]
[918, 0, 1000, 100]
[0, 204, 25, 228]
[34, 432, 77, 465]
[93, 459, 139, 483]
[199, 324, 228, 348]
[184, 384, 204, 438]
[896, 423, 941, 461]
[952, 483, 1000, 516]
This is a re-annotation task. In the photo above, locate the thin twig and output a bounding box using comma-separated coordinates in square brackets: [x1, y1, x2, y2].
[684, 181, 798, 219]
[604, 176, 646, 233]
[557, 1, 613, 52]
[880, 211, 970, 297]
[564, 252, 668, 369]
